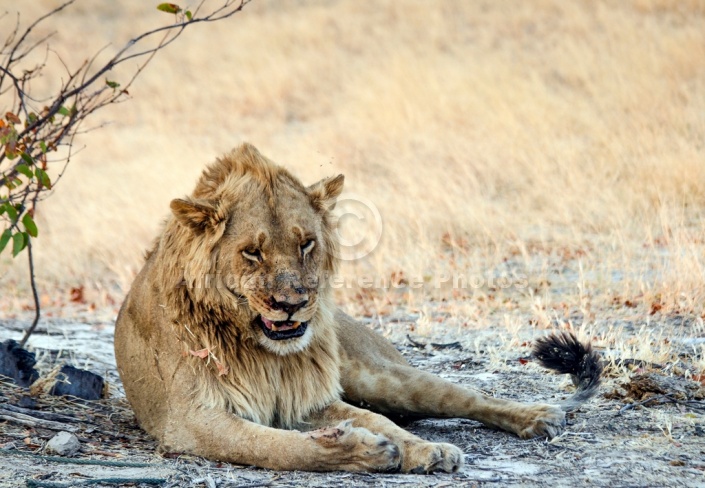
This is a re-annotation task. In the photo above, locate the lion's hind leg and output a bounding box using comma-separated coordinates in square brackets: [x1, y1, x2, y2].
[341, 352, 567, 439]
[340, 325, 601, 439]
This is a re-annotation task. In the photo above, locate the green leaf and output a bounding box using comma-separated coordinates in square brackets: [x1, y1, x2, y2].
[57, 106, 70, 116]
[35, 168, 52, 189]
[5, 204, 18, 223]
[40, 141, 48, 154]
[22, 213, 38, 237]
[12, 231, 27, 257]
[106, 79, 120, 89]
[185, 10, 192, 20]
[20, 152, 33, 165]
[0, 229, 11, 254]
[17, 164, 34, 179]
[157, 3, 181, 14]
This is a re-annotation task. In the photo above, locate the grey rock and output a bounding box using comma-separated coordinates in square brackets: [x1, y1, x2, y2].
[46, 431, 80, 456]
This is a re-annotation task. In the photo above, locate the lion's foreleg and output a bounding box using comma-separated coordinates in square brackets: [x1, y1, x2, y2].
[159, 405, 399, 473]
[306, 400, 463, 474]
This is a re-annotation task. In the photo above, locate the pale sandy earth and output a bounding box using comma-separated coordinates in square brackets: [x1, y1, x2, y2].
[1, 266, 704, 487]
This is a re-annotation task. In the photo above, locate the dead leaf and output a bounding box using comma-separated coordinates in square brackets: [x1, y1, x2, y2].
[5, 112, 21, 124]
[215, 360, 229, 376]
[189, 348, 209, 359]
[69, 286, 85, 303]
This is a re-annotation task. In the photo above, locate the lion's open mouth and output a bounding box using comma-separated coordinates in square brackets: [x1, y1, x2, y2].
[256, 316, 308, 341]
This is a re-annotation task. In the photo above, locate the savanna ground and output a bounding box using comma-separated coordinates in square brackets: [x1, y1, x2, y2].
[1, 0, 705, 486]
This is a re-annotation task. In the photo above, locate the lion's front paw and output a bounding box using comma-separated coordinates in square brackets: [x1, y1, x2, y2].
[309, 420, 400, 472]
[402, 441, 464, 474]
[516, 403, 566, 439]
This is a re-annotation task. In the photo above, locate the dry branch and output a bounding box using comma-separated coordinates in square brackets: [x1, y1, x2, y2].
[1, 403, 80, 423]
[0, 406, 78, 432]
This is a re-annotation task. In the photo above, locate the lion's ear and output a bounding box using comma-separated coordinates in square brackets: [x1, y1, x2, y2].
[308, 174, 344, 212]
[170, 197, 223, 231]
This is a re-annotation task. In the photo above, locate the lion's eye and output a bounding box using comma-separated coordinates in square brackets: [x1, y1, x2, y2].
[301, 240, 315, 257]
[242, 249, 262, 263]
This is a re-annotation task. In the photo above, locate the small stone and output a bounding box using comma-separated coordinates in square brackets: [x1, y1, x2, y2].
[46, 431, 80, 456]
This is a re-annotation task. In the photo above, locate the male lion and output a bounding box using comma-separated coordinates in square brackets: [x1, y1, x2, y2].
[114, 143, 602, 473]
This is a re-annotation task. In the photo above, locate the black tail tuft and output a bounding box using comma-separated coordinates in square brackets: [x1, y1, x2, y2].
[532, 332, 603, 411]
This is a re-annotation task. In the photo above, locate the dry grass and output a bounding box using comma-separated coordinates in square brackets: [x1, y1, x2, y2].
[2, 1, 704, 339]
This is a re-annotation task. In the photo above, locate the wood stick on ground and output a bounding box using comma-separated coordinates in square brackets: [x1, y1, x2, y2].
[406, 334, 463, 350]
[1, 404, 80, 423]
[0, 407, 79, 432]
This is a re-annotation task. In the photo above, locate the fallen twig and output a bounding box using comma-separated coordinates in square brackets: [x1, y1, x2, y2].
[618, 394, 669, 414]
[618, 394, 705, 415]
[613, 358, 664, 370]
[25, 478, 166, 487]
[406, 335, 463, 350]
[0, 408, 78, 432]
[0, 448, 158, 467]
[1, 404, 80, 423]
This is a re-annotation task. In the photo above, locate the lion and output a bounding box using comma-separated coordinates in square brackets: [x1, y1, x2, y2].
[114, 143, 602, 473]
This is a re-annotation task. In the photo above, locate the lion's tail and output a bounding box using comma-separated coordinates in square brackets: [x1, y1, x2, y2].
[532, 332, 603, 412]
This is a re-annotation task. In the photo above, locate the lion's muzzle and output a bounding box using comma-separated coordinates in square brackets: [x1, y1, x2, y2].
[256, 315, 309, 341]
[269, 295, 309, 317]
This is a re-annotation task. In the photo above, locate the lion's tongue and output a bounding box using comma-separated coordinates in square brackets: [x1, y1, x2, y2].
[261, 317, 300, 332]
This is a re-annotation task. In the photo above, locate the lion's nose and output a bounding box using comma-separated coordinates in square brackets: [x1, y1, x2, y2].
[270, 296, 308, 316]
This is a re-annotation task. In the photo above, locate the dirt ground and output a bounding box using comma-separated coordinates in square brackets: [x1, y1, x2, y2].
[1, 302, 703, 488]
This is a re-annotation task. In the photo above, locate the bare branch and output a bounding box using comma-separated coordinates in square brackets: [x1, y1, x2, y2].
[18, 208, 40, 349]
[0, 1, 75, 89]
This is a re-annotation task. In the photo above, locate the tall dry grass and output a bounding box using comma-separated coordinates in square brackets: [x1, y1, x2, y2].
[1, 0, 704, 318]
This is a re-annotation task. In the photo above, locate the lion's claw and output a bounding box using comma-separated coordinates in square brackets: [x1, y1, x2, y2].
[311, 420, 401, 472]
[402, 441, 464, 474]
[516, 404, 566, 439]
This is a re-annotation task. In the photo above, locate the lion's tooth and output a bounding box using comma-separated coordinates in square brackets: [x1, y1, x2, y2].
[291, 321, 301, 329]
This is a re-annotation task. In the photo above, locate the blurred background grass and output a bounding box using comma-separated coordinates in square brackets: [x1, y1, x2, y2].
[1, 0, 704, 320]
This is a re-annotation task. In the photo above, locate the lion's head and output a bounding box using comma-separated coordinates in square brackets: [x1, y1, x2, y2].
[159, 143, 343, 356]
